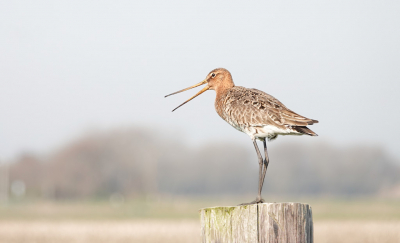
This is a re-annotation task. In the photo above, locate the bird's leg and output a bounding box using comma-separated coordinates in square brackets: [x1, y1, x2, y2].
[254, 139, 264, 203]
[260, 139, 269, 192]
[239, 139, 265, 205]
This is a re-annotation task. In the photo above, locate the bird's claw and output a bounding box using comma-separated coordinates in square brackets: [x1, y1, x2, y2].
[238, 198, 265, 206]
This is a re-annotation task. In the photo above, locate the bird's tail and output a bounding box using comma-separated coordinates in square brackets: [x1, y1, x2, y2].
[293, 126, 318, 136]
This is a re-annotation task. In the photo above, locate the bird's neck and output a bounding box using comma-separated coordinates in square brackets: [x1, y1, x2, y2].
[214, 84, 234, 119]
[215, 85, 232, 100]
[215, 79, 234, 98]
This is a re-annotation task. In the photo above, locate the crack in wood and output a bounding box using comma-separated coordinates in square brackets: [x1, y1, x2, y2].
[200, 203, 313, 243]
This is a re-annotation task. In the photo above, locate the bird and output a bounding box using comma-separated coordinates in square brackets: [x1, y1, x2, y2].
[165, 68, 318, 205]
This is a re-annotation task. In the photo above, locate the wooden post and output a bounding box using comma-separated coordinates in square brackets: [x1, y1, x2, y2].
[200, 202, 313, 243]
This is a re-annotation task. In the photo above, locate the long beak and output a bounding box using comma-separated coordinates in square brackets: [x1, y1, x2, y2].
[165, 80, 209, 112]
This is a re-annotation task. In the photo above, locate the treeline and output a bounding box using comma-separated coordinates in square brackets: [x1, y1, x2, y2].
[7, 127, 400, 199]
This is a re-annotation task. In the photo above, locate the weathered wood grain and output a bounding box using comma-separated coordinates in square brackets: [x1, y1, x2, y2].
[258, 203, 313, 243]
[200, 202, 313, 243]
[200, 205, 258, 243]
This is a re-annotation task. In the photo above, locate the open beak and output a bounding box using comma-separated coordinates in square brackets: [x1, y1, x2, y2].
[165, 80, 209, 112]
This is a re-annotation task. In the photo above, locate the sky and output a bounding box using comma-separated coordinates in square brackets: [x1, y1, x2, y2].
[1, 0, 400, 161]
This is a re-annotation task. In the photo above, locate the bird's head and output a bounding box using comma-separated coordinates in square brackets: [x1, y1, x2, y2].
[205, 68, 234, 91]
[165, 68, 234, 112]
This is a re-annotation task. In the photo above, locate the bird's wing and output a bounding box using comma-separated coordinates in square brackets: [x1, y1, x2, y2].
[224, 87, 318, 129]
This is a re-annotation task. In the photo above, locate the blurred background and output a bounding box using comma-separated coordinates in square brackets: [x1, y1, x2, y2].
[1, 1, 399, 242]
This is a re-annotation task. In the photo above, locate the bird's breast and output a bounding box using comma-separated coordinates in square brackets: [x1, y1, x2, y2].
[214, 90, 247, 133]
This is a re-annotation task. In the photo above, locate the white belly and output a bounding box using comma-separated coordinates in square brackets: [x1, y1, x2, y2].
[242, 125, 301, 140]
[224, 116, 301, 140]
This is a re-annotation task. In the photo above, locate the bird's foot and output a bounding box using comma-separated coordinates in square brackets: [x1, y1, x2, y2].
[238, 198, 265, 206]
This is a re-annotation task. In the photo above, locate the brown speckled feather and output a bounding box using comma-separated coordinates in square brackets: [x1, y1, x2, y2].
[215, 86, 318, 138]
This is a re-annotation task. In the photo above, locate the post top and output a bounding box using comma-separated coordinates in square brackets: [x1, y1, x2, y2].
[199, 202, 311, 211]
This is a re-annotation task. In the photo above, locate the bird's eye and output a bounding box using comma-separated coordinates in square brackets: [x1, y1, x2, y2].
[211, 73, 216, 78]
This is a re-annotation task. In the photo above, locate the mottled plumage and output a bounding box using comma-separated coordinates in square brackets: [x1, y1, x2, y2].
[165, 68, 318, 205]
[215, 86, 318, 140]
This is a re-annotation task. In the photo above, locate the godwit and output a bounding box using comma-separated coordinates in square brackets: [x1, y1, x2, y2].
[165, 68, 318, 204]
